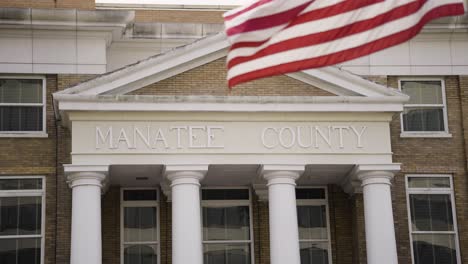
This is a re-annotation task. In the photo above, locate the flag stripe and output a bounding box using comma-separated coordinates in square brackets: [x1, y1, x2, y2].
[224, 0, 274, 21]
[224, 0, 466, 87]
[227, 0, 427, 68]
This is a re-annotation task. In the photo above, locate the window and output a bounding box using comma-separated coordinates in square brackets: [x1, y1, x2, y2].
[406, 175, 461, 264]
[0, 77, 45, 134]
[0, 177, 45, 264]
[121, 189, 159, 264]
[202, 188, 253, 264]
[399, 79, 449, 136]
[296, 188, 331, 264]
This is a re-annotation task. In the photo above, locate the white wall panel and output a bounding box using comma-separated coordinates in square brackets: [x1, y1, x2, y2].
[77, 38, 107, 65]
[410, 41, 452, 66]
[0, 37, 32, 63]
[33, 37, 77, 64]
[369, 43, 410, 66]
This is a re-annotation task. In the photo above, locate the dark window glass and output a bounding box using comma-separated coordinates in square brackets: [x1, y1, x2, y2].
[202, 189, 249, 200]
[297, 205, 328, 240]
[124, 190, 157, 201]
[410, 194, 454, 232]
[402, 108, 444, 132]
[124, 244, 157, 264]
[413, 234, 457, 264]
[0, 179, 42, 190]
[124, 207, 157, 242]
[0, 238, 41, 264]
[296, 189, 325, 200]
[300, 242, 329, 264]
[203, 206, 250, 241]
[204, 243, 251, 264]
[0, 197, 42, 236]
[0, 79, 42, 104]
[401, 81, 443, 105]
[0, 106, 43, 132]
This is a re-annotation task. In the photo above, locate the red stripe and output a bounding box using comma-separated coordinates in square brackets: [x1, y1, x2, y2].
[226, 1, 312, 36]
[228, 0, 382, 49]
[288, 0, 385, 27]
[228, 0, 428, 68]
[228, 3, 465, 88]
[224, 0, 274, 21]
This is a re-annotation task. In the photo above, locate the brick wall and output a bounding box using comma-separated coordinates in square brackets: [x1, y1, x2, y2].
[129, 58, 335, 96]
[135, 10, 224, 24]
[0, 0, 95, 9]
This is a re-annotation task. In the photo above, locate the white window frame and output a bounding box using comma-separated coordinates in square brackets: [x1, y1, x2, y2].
[0, 176, 46, 264]
[120, 188, 160, 264]
[0, 76, 48, 138]
[405, 174, 461, 264]
[399, 78, 451, 138]
[296, 186, 332, 264]
[201, 187, 255, 264]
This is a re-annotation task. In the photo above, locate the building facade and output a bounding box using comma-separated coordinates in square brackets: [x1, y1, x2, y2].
[0, 1, 468, 264]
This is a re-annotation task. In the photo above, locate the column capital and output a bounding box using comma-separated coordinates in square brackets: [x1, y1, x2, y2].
[67, 171, 107, 189]
[164, 165, 208, 187]
[259, 165, 305, 186]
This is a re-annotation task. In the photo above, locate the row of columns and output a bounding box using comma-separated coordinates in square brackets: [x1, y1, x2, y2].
[67, 165, 399, 264]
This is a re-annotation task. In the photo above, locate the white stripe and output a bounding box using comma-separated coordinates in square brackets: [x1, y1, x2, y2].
[228, 0, 460, 79]
[227, 0, 417, 60]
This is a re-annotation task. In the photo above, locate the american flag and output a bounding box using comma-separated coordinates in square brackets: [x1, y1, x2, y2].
[224, 0, 466, 87]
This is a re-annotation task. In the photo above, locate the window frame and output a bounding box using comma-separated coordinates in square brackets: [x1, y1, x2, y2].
[0, 76, 47, 138]
[405, 174, 461, 264]
[398, 77, 451, 138]
[296, 186, 332, 264]
[201, 186, 255, 264]
[120, 187, 160, 264]
[0, 176, 46, 264]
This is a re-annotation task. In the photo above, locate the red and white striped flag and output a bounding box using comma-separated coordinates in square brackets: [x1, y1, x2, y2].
[224, 0, 466, 87]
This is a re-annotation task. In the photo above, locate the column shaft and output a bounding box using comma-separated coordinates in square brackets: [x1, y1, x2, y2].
[360, 172, 398, 264]
[68, 172, 106, 264]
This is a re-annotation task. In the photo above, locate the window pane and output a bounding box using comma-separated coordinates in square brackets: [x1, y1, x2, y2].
[413, 234, 457, 264]
[123, 190, 157, 201]
[300, 242, 329, 264]
[0, 197, 42, 236]
[0, 106, 43, 131]
[296, 189, 325, 200]
[202, 189, 249, 200]
[402, 108, 444, 132]
[0, 238, 41, 264]
[124, 207, 157, 242]
[297, 205, 328, 240]
[0, 79, 42, 104]
[0, 179, 42, 190]
[401, 81, 443, 105]
[410, 194, 454, 232]
[124, 244, 157, 264]
[203, 243, 251, 264]
[203, 206, 250, 241]
[408, 177, 451, 189]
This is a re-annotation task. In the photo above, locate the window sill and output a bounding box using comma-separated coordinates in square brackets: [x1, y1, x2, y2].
[400, 132, 452, 138]
[0, 132, 48, 138]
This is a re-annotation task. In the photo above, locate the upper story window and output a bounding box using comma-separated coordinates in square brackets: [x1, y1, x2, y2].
[0, 177, 45, 264]
[406, 175, 461, 264]
[0, 77, 46, 134]
[399, 79, 450, 137]
[296, 187, 331, 264]
[121, 189, 159, 264]
[202, 188, 253, 264]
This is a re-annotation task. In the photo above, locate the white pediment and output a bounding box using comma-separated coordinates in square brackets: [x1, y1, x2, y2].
[54, 32, 407, 98]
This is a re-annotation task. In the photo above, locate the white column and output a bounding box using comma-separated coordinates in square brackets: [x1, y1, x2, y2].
[261, 165, 304, 264]
[166, 165, 207, 264]
[68, 172, 107, 264]
[358, 171, 398, 264]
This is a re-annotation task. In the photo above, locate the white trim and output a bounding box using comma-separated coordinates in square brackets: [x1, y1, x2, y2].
[0, 176, 46, 264]
[200, 187, 255, 264]
[398, 78, 450, 137]
[0, 76, 47, 137]
[120, 188, 160, 264]
[405, 174, 462, 264]
[296, 186, 332, 264]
